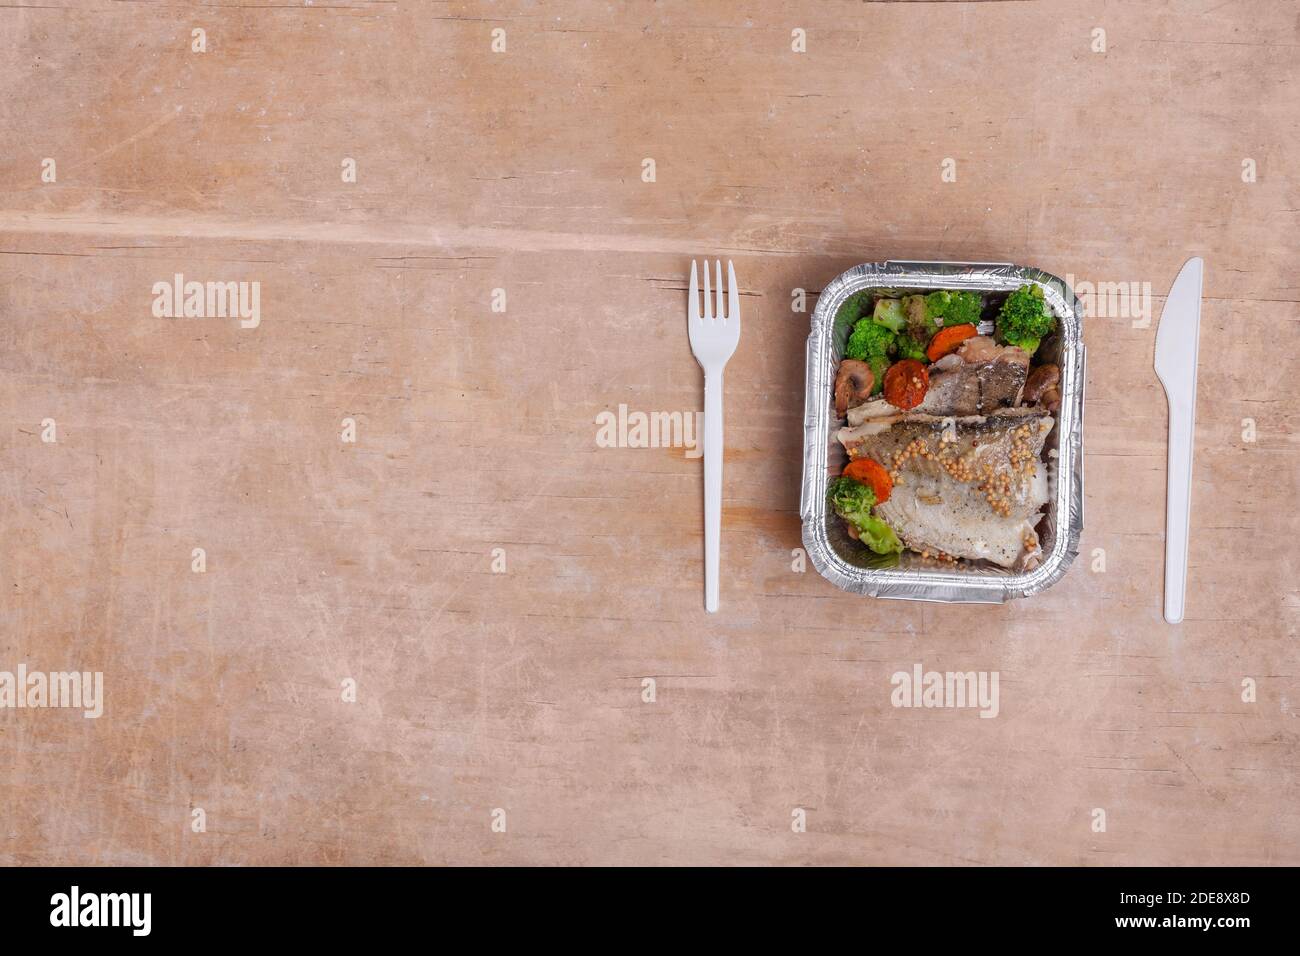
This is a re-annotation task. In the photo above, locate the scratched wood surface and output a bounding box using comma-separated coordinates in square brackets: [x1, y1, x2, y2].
[1, 1, 1297, 866]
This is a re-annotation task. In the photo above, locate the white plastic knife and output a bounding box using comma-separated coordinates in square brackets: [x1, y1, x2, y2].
[1153, 257, 1204, 624]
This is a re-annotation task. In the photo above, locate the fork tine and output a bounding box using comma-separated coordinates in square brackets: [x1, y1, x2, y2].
[702, 258, 713, 320]
[689, 260, 699, 321]
[727, 260, 739, 322]
[715, 260, 725, 320]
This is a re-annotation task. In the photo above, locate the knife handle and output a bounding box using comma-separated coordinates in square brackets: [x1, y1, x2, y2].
[1164, 391, 1196, 624]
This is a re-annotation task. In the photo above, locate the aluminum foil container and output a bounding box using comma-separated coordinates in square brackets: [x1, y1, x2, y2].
[800, 260, 1085, 603]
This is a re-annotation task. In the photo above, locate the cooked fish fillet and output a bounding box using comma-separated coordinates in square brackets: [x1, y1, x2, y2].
[841, 412, 1053, 567]
[838, 404, 1042, 445]
[844, 338, 1029, 424]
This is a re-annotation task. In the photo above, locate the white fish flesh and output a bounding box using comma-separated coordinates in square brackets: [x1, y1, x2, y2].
[840, 411, 1053, 567]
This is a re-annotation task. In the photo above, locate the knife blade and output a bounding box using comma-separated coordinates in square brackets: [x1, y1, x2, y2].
[1153, 257, 1204, 624]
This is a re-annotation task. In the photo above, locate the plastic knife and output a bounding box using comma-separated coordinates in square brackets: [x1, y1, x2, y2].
[1153, 257, 1204, 624]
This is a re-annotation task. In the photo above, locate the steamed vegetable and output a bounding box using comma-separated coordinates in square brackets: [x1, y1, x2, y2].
[895, 331, 930, 363]
[845, 297, 907, 395]
[842, 457, 893, 504]
[883, 359, 930, 410]
[995, 284, 1056, 356]
[872, 298, 907, 333]
[901, 295, 930, 336]
[828, 474, 874, 516]
[833, 359, 875, 417]
[854, 511, 903, 555]
[866, 354, 890, 395]
[827, 475, 903, 555]
[899, 291, 982, 336]
[834, 290, 872, 326]
[926, 323, 978, 361]
[924, 290, 982, 327]
[845, 319, 896, 362]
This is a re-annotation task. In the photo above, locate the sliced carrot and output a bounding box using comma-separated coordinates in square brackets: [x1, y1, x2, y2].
[926, 323, 978, 362]
[842, 458, 893, 504]
[883, 359, 930, 410]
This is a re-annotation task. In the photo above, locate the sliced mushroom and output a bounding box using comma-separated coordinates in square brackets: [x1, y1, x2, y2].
[834, 359, 875, 417]
[1022, 364, 1061, 406]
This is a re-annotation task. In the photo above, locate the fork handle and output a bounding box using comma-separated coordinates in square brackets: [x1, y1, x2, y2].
[703, 368, 724, 613]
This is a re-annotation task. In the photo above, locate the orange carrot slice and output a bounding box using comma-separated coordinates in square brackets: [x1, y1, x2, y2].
[842, 458, 893, 505]
[926, 323, 978, 362]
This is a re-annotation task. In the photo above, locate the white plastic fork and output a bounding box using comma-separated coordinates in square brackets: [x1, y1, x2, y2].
[687, 259, 741, 613]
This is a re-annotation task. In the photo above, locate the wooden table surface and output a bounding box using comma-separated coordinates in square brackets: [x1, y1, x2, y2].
[2, 1, 1297, 866]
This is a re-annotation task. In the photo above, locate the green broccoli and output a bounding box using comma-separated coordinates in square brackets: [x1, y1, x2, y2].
[872, 298, 907, 333]
[995, 284, 1056, 355]
[901, 294, 931, 336]
[924, 290, 983, 327]
[854, 512, 903, 555]
[901, 290, 982, 335]
[845, 318, 896, 363]
[834, 291, 871, 327]
[866, 354, 889, 395]
[829, 475, 875, 515]
[895, 331, 930, 363]
[827, 476, 903, 555]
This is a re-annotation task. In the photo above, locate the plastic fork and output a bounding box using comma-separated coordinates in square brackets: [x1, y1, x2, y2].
[687, 259, 741, 613]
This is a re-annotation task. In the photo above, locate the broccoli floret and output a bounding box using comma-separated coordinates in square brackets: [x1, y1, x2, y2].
[872, 298, 907, 333]
[834, 291, 871, 327]
[995, 284, 1056, 355]
[845, 319, 896, 362]
[895, 331, 930, 363]
[902, 291, 982, 335]
[925, 290, 983, 327]
[854, 512, 903, 555]
[828, 475, 876, 516]
[827, 476, 903, 555]
[901, 294, 930, 336]
[866, 354, 890, 395]
[844, 319, 894, 394]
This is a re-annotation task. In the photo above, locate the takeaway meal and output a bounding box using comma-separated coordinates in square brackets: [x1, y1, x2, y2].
[829, 285, 1061, 569]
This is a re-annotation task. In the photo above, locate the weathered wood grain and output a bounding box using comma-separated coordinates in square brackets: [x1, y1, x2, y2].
[0, 0, 1296, 865]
